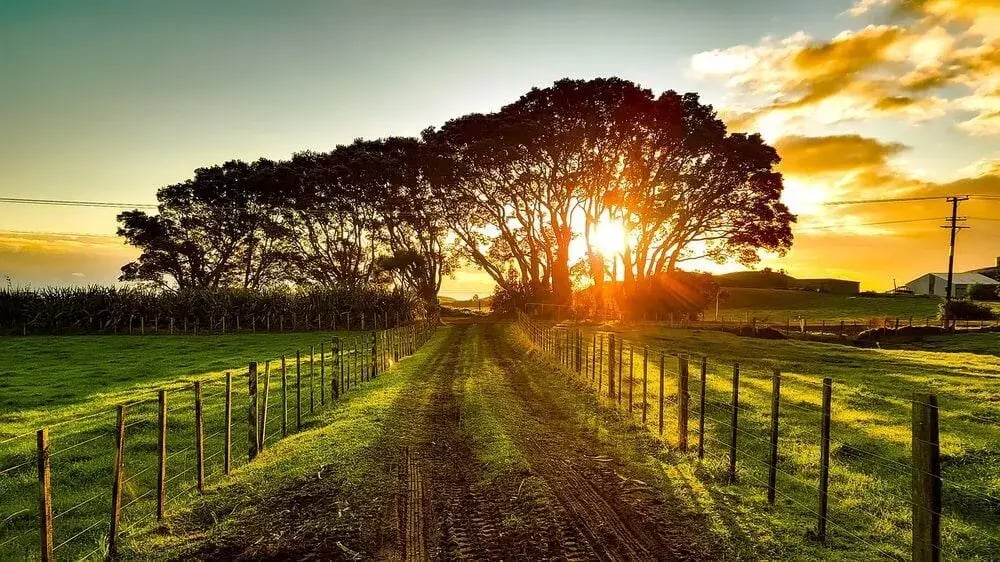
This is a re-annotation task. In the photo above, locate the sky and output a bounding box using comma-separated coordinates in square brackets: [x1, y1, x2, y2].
[1, 0, 999, 297]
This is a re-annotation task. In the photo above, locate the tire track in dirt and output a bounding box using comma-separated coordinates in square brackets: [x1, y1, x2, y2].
[377, 324, 509, 561]
[482, 323, 691, 561]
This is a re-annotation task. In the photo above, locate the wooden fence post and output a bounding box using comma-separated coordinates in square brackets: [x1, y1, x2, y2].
[248, 363, 259, 461]
[590, 334, 597, 383]
[642, 346, 649, 427]
[728, 363, 740, 483]
[333, 338, 341, 399]
[337, 337, 347, 393]
[157, 389, 167, 518]
[818, 377, 832, 542]
[309, 346, 315, 413]
[678, 356, 690, 451]
[628, 347, 635, 414]
[698, 357, 707, 460]
[767, 370, 781, 504]
[320, 343, 326, 406]
[296, 351, 302, 430]
[259, 363, 270, 451]
[224, 373, 232, 475]
[912, 393, 941, 562]
[109, 404, 126, 558]
[597, 334, 604, 391]
[37, 428, 53, 561]
[658, 348, 672, 437]
[371, 331, 378, 378]
[281, 357, 288, 437]
[617, 342, 623, 404]
[608, 335, 616, 399]
[194, 381, 205, 493]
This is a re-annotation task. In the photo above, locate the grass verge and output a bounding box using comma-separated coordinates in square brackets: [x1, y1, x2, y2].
[0, 330, 377, 559]
[552, 322, 999, 559]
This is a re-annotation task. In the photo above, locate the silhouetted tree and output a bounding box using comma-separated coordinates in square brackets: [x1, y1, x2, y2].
[117, 77, 794, 316]
[117, 159, 286, 289]
[427, 78, 794, 308]
[424, 113, 554, 298]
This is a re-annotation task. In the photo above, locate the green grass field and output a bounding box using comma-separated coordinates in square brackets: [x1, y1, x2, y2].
[3, 322, 998, 559]
[0, 331, 373, 559]
[566, 322, 1000, 559]
[715, 288, 945, 323]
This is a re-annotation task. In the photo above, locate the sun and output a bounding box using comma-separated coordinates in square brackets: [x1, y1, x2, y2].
[593, 218, 626, 256]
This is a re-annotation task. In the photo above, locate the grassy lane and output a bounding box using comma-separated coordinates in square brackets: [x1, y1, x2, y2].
[476, 322, 718, 559]
[132, 322, 718, 559]
[121, 325, 457, 560]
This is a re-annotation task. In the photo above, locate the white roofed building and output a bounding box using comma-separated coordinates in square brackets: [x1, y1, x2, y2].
[904, 272, 999, 298]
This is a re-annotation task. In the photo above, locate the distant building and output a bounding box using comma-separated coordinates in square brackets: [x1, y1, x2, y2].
[967, 257, 1000, 282]
[904, 272, 999, 298]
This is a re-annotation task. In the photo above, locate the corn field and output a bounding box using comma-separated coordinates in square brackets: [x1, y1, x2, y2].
[0, 286, 424, 335]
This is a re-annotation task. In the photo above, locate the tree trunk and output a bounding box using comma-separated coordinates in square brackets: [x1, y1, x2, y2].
[551, 226, 573, 307]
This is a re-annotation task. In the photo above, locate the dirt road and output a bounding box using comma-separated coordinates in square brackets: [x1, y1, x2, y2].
[173, 323, 707, 561]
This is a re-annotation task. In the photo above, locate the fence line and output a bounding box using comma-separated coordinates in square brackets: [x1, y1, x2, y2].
[0, 316, 438, 559]
[515, 311, 998, 561]
[1, 308, 422, 337]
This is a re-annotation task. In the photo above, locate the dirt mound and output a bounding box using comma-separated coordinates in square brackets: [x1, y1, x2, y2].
[857, 325, 949, 340]
[896, 325, 948, 337]
[726, 326, 788, 339]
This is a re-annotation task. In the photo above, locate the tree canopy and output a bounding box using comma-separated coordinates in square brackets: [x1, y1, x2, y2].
[118, 77, 794, 313]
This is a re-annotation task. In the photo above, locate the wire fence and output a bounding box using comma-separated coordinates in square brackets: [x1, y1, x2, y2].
[516, 312, 1000, 560]
[0, 308, 417, 337]
[0, 317, 438, 560]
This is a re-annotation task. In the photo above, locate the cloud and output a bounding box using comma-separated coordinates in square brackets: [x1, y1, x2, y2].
[768, 133, 1000, 245]
[774, 135, 907, 175]
[958, 156, 1000, 177]
[694, 5, 1000, 135]
[0, 232, 135, 287]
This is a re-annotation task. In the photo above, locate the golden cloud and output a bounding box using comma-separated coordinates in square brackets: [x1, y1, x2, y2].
[774, 135, 907, 175]
[695, 4, 1000, 135]
[0, 232, 135, 287]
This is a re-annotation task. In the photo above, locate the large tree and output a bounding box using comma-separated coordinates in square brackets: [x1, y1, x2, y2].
[366, 138, 457, 305]
[613, 92, 794, 284]
[272, 139, 455, 303]
[279, 149, 383, 289]
[427, 78, 793, 308]
[424, 114, 555, 297]
[117, 159, 286, 289]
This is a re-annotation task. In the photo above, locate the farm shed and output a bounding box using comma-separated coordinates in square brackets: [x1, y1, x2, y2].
[968, 257, 1000, 281]
[904, 272, 999, 298]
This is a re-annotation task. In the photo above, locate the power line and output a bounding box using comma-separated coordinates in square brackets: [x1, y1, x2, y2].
[0, 229, 119, 239]
[0, 197, 157, 209]
[795, 217, 940, 231]
[822, 195, 951, 206]
[824, 194, 1000, 206]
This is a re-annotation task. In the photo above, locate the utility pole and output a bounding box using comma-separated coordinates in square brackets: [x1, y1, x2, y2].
[941, 196, 970, 311]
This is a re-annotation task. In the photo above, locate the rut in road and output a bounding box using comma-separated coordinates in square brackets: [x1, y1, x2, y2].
[482, 323, 690, 561]
[383, 324, 509, 560]
[388, 323, 698, 561]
